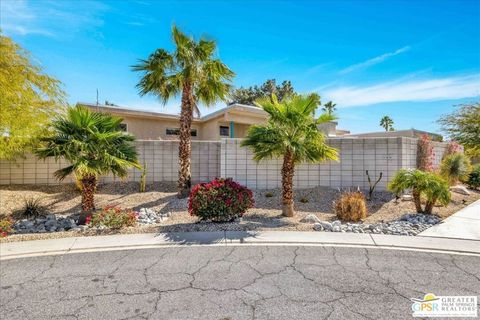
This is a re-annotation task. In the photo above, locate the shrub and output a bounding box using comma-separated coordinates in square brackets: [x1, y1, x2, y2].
[88, 205, 138, 229]
[388, 169, 450, 214]
[467, 164, 480, 190]
[333, 191, 367, 222]
[188, 178, 254, 222]
[417, 134, 435, 172]
[0, 217, 14, 237]
[16, 197, 46, 219]
[299, 197, 309, 203]
[440, 153, 472, 185]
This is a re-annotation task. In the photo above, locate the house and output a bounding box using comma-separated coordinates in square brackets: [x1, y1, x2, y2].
[80, 102, 350, 140]
[344, 129, 443, 141]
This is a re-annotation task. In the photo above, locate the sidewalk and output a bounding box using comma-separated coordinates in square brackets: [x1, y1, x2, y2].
[419, 199, 480, 240]
[1, 231, 479, 260]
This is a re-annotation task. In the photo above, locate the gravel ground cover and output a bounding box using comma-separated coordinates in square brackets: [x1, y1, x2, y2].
[1, 181, 479, 242]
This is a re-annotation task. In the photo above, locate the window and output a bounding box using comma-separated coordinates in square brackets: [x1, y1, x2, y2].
[166, 128, 197, 137]
[220, 126, 230, 137]
[118, 123, 127, 132]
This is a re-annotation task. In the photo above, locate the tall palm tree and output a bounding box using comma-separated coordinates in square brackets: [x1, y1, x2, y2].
[380, 116, 394, 131]
[322, 101, 336, 115]
[133, 26, 234, 198]
[36, 106, 141, 223]
[241, 94, 339, 217]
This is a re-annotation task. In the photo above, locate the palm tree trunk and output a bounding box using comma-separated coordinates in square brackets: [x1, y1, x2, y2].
[424, 197, 437, 214]
[281, 149, 295, 217]
[177, 83, 194, 198]
[412, 188, 423, 213]
[78, 174, 97, 224]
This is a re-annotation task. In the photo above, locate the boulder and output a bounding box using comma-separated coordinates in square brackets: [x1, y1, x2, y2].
[401, 194, 413, 201]
[300, 214, 321, 224]
[450, 185, 470, 196]
[318, 221, 333, 231]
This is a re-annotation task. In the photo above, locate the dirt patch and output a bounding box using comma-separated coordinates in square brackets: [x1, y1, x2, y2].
[1, 182, 479, 242]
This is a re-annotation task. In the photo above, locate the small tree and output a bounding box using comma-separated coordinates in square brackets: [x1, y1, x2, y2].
[379, 116, 394, 131]
[229, 79, 295, 105]
[241, 94, 338, 217]
[438, 103, 480, 159]
[388, 169, 450, 214]
[0, 34, 65, 159]
[36, 106, 141, 223]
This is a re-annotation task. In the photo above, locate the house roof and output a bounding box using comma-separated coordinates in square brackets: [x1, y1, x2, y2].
[78, 102, 267, 123]
[344, 129, 443, 141]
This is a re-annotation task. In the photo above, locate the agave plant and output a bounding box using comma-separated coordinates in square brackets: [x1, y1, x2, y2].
[440, 153, 471, 185]
[36, 106, 141, 223]
[388, 169, 450, 214]
[241, 94, 338, 217]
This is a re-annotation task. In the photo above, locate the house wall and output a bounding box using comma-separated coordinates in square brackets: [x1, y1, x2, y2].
[119, 115, 202, 140]
[0, 137, 449, 189]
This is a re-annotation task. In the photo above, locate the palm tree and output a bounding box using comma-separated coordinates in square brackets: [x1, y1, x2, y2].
[322, 101, 336, 115]
[132, 26, 234, 198]
[380, 116, 394, 131]
[388, 169, 450, 214]
[36, 106, 141, 223]
[241, 94, 339, 217]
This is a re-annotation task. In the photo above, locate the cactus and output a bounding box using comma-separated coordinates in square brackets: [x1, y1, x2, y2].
[139, 164, 147, 193]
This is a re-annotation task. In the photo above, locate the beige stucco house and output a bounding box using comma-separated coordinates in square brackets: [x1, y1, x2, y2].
[80, 102, 351, 140]
[80, 102, 269, 140]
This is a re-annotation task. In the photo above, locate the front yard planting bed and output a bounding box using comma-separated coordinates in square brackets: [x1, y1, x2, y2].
[1, 181, 479, 242]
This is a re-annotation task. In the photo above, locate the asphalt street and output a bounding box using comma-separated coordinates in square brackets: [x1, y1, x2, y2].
[1, 246, 479, 319]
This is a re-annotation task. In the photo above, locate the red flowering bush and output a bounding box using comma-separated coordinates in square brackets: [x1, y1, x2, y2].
[188, 178, 254, 222]
[443, 140, 463, 159]
[0, 217, 14, 238]
[0, 217, 13, 238]
[88, 205, 138, 229]
[417, 134, 435, 172]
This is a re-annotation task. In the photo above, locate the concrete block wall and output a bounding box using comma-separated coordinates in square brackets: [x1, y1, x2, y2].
[0, 137, 449, 188]
[0, 140, 220, 185]
[221, 137, 406, 190]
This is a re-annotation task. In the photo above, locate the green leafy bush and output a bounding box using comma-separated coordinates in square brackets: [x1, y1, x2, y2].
[467, 164, 480, 190]
[388, 169, 450, 214]
[0, 217, 14, 237]
[87, 205, 138, 229]
[333, 191, 367, 222]
[188, 178, 254, 222]
[440, 153, 472, 185]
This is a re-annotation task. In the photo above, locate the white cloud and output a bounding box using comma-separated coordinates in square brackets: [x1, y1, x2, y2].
[0, 0, 107, 38]
[339, 46, 411, 74]
[323, 74, 480, 107]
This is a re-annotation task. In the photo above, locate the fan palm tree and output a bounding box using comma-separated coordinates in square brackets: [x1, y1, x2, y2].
[36, 106, 141, 223]
[380, 116, 394, 131]
[388, 169, 450, 214]
[241, 94, 339, 217]
[322, 101, 336, 115]
[132, 26, 234, 198]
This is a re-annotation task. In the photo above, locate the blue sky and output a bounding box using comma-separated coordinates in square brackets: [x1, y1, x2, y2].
[1, 0, 479, 134]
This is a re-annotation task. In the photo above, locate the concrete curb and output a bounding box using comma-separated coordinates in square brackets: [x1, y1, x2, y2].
[1, 231, 479, 260]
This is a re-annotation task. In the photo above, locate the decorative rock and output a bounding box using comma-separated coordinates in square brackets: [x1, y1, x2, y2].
[313, 213, 441, 237]
[137, 207, 170, 225]
[402, 194, 413, 201]
[318, 221, 333, 231]
[300, 214, 321, 224]
[450, 185, 470, 195]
